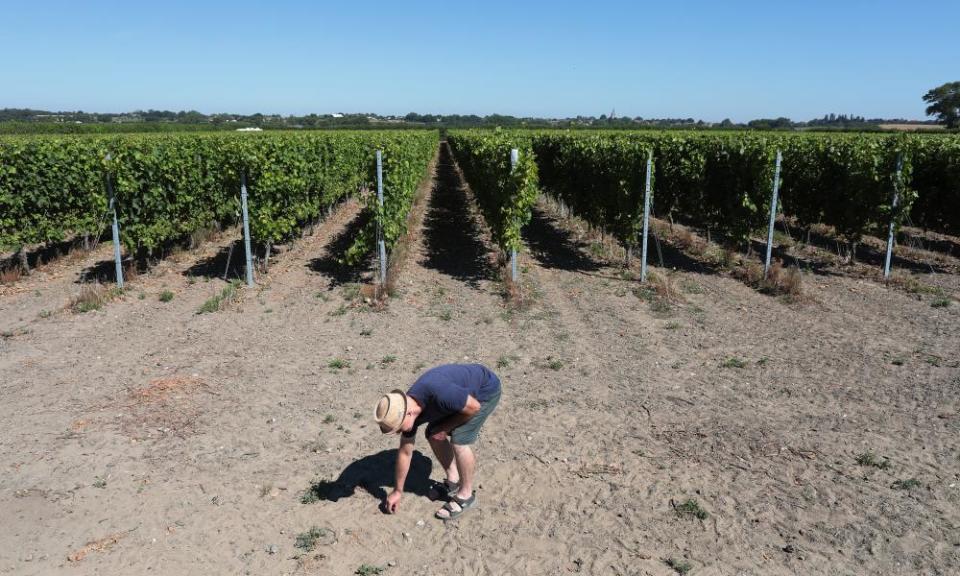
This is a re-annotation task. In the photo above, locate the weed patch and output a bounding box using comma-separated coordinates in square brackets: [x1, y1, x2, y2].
[720, 357, 747, 369]
[856, 452, 890, 470]
[295, 526, 331, 551]
[328, 359, 349, 370]
[891, 478, 921, 490]
[680, 279, 703, 294]
[159, 290, 174, 302]
[735, 260, 803, 298]
[196, 281, 240, 314]
[71, 283, 122, 313]
[634, 272, 683, 315]
[665, 558, 692, 575]
[889, 273, 941, 295]
[674, 498, 709, 520]
[535, 356, 564, 370]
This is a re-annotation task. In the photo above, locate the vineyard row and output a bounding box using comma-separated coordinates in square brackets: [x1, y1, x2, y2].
[447, 130, 960, 262]
[0, 131, 438, 271]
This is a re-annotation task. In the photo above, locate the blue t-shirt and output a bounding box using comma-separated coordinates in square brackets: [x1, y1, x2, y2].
[403, 364, 501, 437]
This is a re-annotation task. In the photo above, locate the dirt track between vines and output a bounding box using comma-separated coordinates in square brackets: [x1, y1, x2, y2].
[2, 143, 959, 576]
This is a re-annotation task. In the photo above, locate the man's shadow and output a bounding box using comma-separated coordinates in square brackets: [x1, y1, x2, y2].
[304, 449, 434, 512]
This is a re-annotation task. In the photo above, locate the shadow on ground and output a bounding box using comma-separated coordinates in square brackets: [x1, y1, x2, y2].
[421, 143, 494, 286]
[898, 229, 960, 258]
[1, 237, 86, 276]
[522, 205, 603, 272]
[802, 228, 953, 274]
[302, 449, 433, 512]
[184, 239, 247, 281]
[77, 257, 152, 284]
[307, 210, 374, 287]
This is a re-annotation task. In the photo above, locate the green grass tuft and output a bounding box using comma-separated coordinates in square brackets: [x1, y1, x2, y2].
[665, 557, 692, 575]
[720, 357, 746, 369]
[856, 452, 891, 470]
[196, 281, 240, 314]
[675, 498, 708, 520]
[294, 526, 329, 551]
[891, 478, 921, 490]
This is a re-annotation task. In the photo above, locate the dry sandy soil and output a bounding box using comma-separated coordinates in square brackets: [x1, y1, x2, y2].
[2, 143, 959, 576]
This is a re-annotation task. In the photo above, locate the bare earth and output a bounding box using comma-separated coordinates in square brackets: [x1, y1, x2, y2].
[2, 146, 959, 576]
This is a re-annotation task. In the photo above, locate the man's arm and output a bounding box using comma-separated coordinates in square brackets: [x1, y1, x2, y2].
[385, 435, 415, 513]
[429, 395, 481, 438]
[394, 434, 416, 490]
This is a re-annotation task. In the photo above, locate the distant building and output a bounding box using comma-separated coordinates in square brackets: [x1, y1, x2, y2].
[236, 127, 263, 132]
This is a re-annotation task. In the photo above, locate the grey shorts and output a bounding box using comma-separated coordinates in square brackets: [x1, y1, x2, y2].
[427, 388, 501, 445]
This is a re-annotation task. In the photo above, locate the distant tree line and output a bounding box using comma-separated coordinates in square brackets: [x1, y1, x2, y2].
[2, 88, 955, 135]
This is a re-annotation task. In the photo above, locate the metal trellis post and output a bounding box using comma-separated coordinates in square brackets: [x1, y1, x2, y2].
[510, 148, 519, 282]
[640, 150, 653, 282]
[240, 171, 254, 287]
[764, 150, 783, 276]
[883, 153, 904, 279]
[105, 153, 124, 289]
[377, 150, 387, 286]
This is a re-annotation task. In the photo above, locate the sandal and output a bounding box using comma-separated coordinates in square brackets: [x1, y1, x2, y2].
[435, 491, 476, 520]
[428, 479, 460, 501]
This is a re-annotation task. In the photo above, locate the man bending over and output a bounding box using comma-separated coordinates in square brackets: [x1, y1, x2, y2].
[374, 363, 502, 520]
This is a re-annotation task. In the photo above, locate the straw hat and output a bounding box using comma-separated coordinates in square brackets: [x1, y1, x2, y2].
[374, 389, 407, 433]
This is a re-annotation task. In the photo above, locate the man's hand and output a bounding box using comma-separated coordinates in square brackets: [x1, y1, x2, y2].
[428, 428, 449, 442]
[385, 489, 402, 513]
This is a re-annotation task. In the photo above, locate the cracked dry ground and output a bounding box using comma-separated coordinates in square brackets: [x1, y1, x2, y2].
[2, 146, 959, 575]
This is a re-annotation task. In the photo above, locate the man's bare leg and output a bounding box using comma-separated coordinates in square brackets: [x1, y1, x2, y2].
[452, 444, 475, 498]
[427, 435, 460, 484]
[432, 444, 480, 518]
[436, 443, 476, 518]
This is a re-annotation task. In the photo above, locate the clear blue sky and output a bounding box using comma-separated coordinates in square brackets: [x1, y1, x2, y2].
[3, 0, 956, 122]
